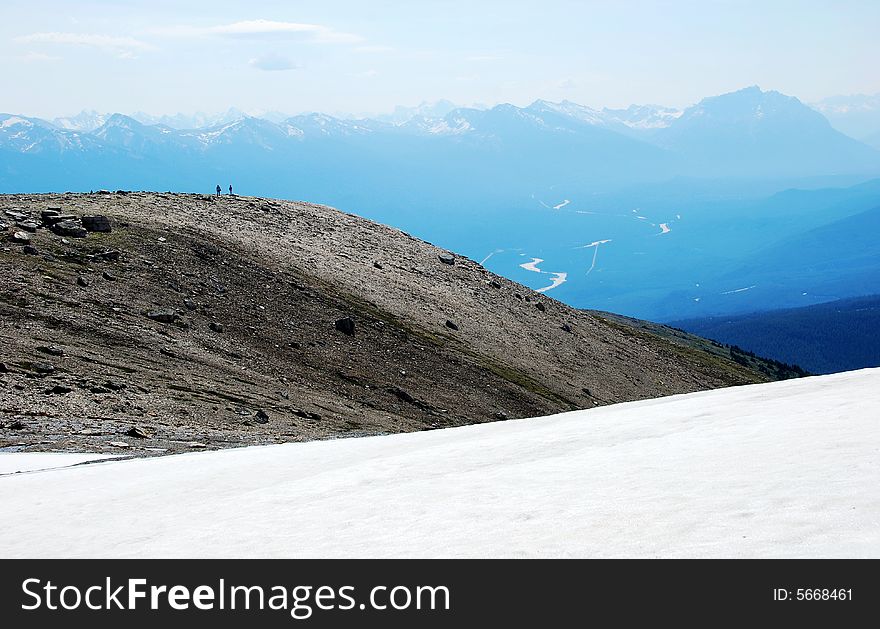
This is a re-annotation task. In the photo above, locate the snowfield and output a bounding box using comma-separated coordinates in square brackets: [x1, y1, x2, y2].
[1, 369, 878, 558]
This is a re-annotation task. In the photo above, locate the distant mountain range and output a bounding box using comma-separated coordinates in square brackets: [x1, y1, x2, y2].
[811, 92, 880, 142]
[671, 294, 880, 374]
[4, 87, 879, 189]
[3, 86, 880, 324]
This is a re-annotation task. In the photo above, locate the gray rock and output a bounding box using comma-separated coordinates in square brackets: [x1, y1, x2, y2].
[445, 319, 459, 331]
[82, 215, 112, 232]
[292, 409, 322, 421]
[490, 280, 502, 289]
[255, 409, 270, 423]
[98, 250, 121, 262]
[102, 271, 116, 281]
[210, 322, 224, 333]
[438, 254, 455, 265]
[17, 221, 39, 232]
[0, 362, 8, 373]
[10, 231, 31, 244]
[373, 261, 384, 269]
[32, 362, 55, 374]
[125, 426, 151, 439]
[535, 302, 546, 312]
[76, 276, 89, 287]
[48, 384, 73, 395]
[42, 214, 76, 225]
[37, 346, 64, 356]
[22, 245, 38, 255]
[335, 317, 355, 336]
[146, 310, 180, 324]
[561, 323, 572, 332]
[4, 210, 28, 221]
[51, 219, 87, 238]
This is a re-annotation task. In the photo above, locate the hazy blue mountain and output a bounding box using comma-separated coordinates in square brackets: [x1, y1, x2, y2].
[376, 99, 460, 124]
[864, 128, 880, 150]
[811, 92, 880, 140]
[51, 110, 111, 132]
[600, 104, 683, 139]
[671, 294, 880, 374]
[654, 87, 880, 177]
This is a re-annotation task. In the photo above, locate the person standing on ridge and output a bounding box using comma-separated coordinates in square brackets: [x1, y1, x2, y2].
[215, 184, 221, 197]
[229, 184, 233, 195]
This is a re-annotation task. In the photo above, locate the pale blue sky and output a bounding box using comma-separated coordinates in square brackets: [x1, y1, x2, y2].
[2, 0, 879, 118]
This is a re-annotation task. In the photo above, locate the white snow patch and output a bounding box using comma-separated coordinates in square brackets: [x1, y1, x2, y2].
[1, 370, 878, 558]
[1, 116, 31, 129]
[0, 453, 119, 475]
[658, 223, 670, 235]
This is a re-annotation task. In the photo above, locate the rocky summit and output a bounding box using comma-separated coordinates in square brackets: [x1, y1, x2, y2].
[0, 192, 798, 457]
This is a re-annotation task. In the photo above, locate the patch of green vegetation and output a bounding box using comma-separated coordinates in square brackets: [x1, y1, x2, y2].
[592, 314, 779, 384]
[477, 359, 577, 409]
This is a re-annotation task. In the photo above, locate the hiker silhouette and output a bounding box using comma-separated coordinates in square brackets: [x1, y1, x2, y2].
[229, 184, 233, 195]
[215, 184, 221, 197]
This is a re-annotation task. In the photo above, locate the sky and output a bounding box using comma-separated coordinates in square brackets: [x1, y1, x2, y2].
[2, 0, 879, 119]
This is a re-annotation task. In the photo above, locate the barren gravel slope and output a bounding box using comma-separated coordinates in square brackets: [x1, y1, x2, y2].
[0, 192, 789, 456]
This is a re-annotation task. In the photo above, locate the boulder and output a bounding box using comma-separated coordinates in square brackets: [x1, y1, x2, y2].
[22, 245, 39, 255]
[445, 319, 459, 331]
[98, 250, 121, 262]
[438, 254, 455, 265]
[146, 310, 180, 324]
[51, 219, 88, 238]
[42, 214, 76, 225]
[335, 317, 355, 336]
[210, 322, 224, 333]
[535, 302, 546, 312]
[10, 231, 31, 244]
[82, 215, 112, 232]
[125, 426, 151, 439]
[255, 409, 270, 423]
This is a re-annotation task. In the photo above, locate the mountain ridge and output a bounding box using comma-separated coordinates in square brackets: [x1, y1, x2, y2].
[0, 191, 797, 456]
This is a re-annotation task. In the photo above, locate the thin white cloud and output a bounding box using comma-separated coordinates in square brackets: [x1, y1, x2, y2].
[16, 51, 62, 62]
[159, 19, 362, 45]
[15, 32, 154, 56]
[249, 53, 299, 72]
